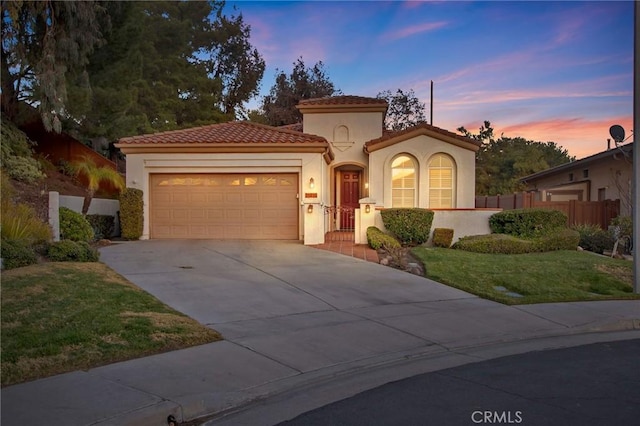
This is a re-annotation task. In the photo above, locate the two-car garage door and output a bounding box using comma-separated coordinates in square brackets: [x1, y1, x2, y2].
[150, 173, 299, 239]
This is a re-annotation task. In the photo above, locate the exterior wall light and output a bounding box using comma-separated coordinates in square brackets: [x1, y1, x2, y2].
[365, 204, 371, 214]
[309, 177, 315, 189]
[307, 204, 314, 213]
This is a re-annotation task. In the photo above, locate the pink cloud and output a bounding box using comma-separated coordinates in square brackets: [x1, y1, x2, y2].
[498, 116, 633, 158]
[382, 21, 449, 41]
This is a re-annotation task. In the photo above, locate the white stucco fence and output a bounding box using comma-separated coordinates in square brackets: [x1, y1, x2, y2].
[357, 206, 501, 245]
[48, 192, 120, 240]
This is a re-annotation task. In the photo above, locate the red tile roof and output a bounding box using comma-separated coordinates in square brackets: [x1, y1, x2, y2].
[117, 121, 327, 145]
[298, 95, 387, 106]
[365, 122, 482, 153]
[278, 122, 304, 132]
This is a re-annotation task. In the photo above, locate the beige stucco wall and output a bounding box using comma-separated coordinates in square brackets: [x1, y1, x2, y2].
[368, 135, 476, 209]
[124, 152, 327, 244]
[303, 111, 383, 167]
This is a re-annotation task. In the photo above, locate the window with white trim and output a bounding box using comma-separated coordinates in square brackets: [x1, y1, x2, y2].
[391, 155, 417, 207]
[428, 154, 455, 208]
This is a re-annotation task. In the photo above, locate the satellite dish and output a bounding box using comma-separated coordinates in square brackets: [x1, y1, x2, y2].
[609, 125, 625, 143]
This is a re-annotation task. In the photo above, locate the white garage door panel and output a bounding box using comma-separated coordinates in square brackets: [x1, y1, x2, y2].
[150, 173, 299, 239]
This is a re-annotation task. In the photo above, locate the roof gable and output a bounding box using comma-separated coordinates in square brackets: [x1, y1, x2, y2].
[364, 123, 481, 153]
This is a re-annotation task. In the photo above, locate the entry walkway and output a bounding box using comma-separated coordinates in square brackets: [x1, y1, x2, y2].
[311, 231, 379, 263]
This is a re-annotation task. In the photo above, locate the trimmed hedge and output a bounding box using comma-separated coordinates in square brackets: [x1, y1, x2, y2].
[432, 228, 454, 248]
[120, 188, 143, 240]
[1, 238, 38, 269]
[86, 214, 115, 239]
[59, 207, 94, 242]
[366, 226, 401, 250]
[380, 208, 434, 246]
[489, 208, 567, 238]
[452, 229, 580, 254]
[47, 240, 100, 262]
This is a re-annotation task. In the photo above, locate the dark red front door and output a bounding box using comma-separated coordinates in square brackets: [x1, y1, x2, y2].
[340, 172, 360, 230]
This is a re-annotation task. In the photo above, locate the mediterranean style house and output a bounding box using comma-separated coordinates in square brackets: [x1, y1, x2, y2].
[520, 142, 633, 217]
[116, 95, 488, 244]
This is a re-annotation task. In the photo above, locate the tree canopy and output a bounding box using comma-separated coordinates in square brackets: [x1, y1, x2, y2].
[376, 89, 426, 131]
[458, 121, 575, 195]
[1, 1, 108, 132]
[261, 58, 340, 126]
[2, 1, 265, 142]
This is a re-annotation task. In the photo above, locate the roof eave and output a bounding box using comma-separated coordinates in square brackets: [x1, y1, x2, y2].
[365, 128, 481, 153]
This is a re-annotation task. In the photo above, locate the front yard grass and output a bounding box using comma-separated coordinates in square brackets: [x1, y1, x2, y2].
[412, 248, 638, 305]
[1, 262, 221, 387]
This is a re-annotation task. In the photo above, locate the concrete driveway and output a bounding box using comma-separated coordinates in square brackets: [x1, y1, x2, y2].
[99, 239, 584, 375]
[100, 239, 474, 327]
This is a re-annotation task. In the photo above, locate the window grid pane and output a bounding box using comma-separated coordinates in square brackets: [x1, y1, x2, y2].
[391, 156, 416, 208]
[428, 154, 454, 208]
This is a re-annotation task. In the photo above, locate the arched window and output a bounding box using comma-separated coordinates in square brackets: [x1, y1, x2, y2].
[391, 155, 417, 207]
[334, 125, 349, 142]
[428, 154, 455, 208]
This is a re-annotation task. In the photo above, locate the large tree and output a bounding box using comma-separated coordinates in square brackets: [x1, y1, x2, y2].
[261, 58, 340, 126]
[1, 1, 108, 131]
[376, 89, 426, 131]
[458, 121, 575, 195]
[65, 1, 264, 141]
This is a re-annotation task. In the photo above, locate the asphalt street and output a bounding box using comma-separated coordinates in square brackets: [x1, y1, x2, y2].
[278, 339, 640, 426]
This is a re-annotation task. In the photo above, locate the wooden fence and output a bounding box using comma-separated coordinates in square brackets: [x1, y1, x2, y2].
[475, 193, 620, 229]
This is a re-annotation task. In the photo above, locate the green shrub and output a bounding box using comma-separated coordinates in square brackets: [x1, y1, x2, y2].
[489, 208, 568, 238]
[380, 208, 434, 246]
[1, 201, 52, 245]
[366, 226, 401, 250]
[86, 214, 115, 239]
[572, 224, 614, 254]
[0, 117, 44, 183]
[537, 229, 580, 252]
[119, 187, 143, 240]
[432, 228, 454, 248]
[1, 238, 38, 269]
[59, 207, 94, 242]
[453, 229, 580, 255]
[452, 234, 535, 254]
[47, 240, 100, 262]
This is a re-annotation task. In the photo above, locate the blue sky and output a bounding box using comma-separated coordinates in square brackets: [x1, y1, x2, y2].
[227, 1, 634, 158]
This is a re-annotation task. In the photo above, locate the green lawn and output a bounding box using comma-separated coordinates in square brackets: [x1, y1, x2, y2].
[412, 248, 638, 305]
[1, 262, 221, 387]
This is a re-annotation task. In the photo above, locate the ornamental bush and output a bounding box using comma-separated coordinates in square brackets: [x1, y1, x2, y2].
[432, 228, 454, 248]
[489, 208, 567, 238]
[119, 188, 143, 240]
[572, 224, 614, 254]
[47, 240, 100, 262]
[380, 208, 434, 246]
[1, 238, 38, 269]
[59, 207, 94, 242]
[86, 214, 115, 239]
[452, 229, 580, 255]
[366, 226, 401, 250]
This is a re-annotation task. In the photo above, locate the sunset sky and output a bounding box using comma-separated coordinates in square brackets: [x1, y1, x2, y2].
[227, 0, 634, 159]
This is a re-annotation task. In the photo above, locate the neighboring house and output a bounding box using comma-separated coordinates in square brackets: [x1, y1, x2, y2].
[116, 95, 485, 244]
[520, 142, 633, 216]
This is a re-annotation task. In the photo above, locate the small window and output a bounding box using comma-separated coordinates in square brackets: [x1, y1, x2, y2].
[568, 173, 574, 182]
[598, 187, 606, 201]
[583, 169, 589, 178]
